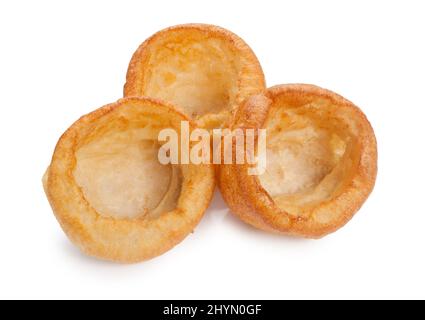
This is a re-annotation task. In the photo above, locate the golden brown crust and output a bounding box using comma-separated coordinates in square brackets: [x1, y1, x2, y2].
[218, 84, 377, 238]
[44, 97, 215, 263]
[124, 23, 265, 129]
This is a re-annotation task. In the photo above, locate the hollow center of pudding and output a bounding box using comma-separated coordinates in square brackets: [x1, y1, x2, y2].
[259, 106, 350, 214]
[73, 128, 180, 219]
[142, 37, 239, 119]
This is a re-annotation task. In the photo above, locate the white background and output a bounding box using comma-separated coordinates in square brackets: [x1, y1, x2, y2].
[0, 0, 424, 300]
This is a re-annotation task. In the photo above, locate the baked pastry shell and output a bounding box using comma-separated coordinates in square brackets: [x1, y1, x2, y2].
[44, 97, 215, 262]
[124, 23, 266, 129]
[218, 84, 377, 238]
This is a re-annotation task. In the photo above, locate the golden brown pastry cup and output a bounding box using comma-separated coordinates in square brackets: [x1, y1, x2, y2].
[218, 84, 377, 238]
[124, 23, 266, 129]
[43, 97, 215, 263]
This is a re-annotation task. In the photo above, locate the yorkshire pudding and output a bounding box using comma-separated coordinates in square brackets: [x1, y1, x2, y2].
[124, 24, 265, 129]
[43, 97, 215, 262]
[218, 84, 377, 238]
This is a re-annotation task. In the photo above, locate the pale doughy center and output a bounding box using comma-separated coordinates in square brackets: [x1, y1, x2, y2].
[74, 129, 179, 219]
[143, 38, 239, 119]
[259, 107, 350, 217]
